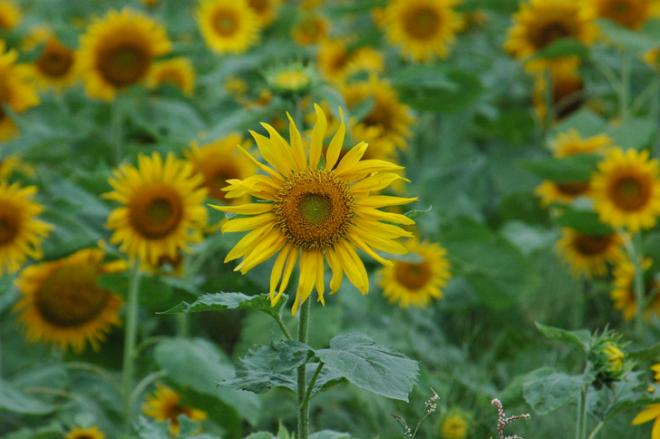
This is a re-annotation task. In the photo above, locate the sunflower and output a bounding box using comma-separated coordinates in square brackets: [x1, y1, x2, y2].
[14, 249, 124, 353]
[0, 42, 40, 141]
[440, 410, 469, 439]
[213, 104, 416, 314]
[505, 0, 597, 71]
[143, 384, 207, 435]
[27, 35, 77, 90]
[611, 257, 660, 320]
[0, 155, 35, 180]
[0, 0, 20, 31]
[265, 61, 317, 95]
[65, 426, 105, 439]
[341, 77, 414, 153]
[316, 38, 353, 84]
[556, 228, 623, 277]
[146, 57, 195, 96]
[292, 13, 329, 46]
[0, 182, 51, 275]
[383, 0, 463, 62]
[185, 133, 255, 203]
[105, 153, 208, 268]
[379, 239, 450, 308]
[533, 59, 585, 121]
[591, 0, 660, 29]
[632, 364, 660, 435]
[197, 0, 260, 54]
[591, 148, 660, 232]
[246, 0, 281, 27]
[77, 9, 171, 100]
[644, 47, 660, 70]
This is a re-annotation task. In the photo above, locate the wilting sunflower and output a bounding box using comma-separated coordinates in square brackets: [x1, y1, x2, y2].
[342, 77, 413, 153]
[379, 239, 451, 308]
[383, 0, 462, 62]
[27, 35, 77, 90]
[591, 0, 660, 29]
[556, 228, 623, 277]
[533, 60, 585, 121]
[0, 182, 51, 275]
[14, 249, 124, 353]
[77, 8, 171, 100]
[105, 153, 208, 268]
[146, 57, 195, 96]
[65, 426, 105, 439]
[592, 148, 660, 232]
[440, 410, 470, 439]
[185, 133, 255, 203]
[0, 42, 40, 141]
[292, 13, 330, 46]
[0, 0, 20, 30]
[143, 384, 207, 435]
[246, 0, 281, 27]
[505, 0, 597, 71]
[197, 0, 260, 54]
[214, 104, 416, 313]
[611, 257, 660, 320]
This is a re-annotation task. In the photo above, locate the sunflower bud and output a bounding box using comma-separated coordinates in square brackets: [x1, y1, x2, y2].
[589, 335, 629, 387]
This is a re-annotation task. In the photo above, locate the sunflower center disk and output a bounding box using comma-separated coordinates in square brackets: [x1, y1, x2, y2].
[208, 164, 240, 200]
[610, 175, 651, 211]
[248, 0, 268, 14]
[130, 189, 184, 239]
[37, 45, 74, 77]
[557, 181, 589, 196]
[395, 260, 432, 291]
[0, 210, 19, 245]
[98, 43, 150, 87]
[276, 171, 353, 250]
[574, 234, 612, 256]
[404, 7, 440, 39]
[212, 10, 239, 37]
[534, 21, 571, 49]
[35, 264, 110, 327]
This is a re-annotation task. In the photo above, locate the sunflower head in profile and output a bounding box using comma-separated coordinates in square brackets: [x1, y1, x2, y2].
[14, 248, 124, 353]
[197, 0, 260, 54]
[292, 13, 330, 46]
[533, 59, 585, 122]
[105, 153, 208, 268]
[611, 257, 660, 320]
[0, 0, 20, 31]
[77, 8, 171, 100]
[505, 0, 597, 71]
[185, 133, 255, 203]
[592, 0, 660, 29]
[214, 104, 417, 314]
[0, 41, 40, 141]
[27, 33, 77, 90]
[0, 182, 51, 275]
[146, 57, 195, 96]
[264, 61, 317, 95]
[143, 384, 207, 435]
[379, 239, 451, 308]
[591, 148, 660, 232]
[556, 228, 623, 278]
[65, 426, 105, 439]
[383, 0, 462, 62]
[246, 0, 281, 27]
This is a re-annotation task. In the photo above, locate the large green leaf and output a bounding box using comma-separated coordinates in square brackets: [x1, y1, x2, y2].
[523, 368, 586, 414]
[605, 118, 656, 149]
[314, 333, 419, 402]
[160, 292, 286, 318]
[0, 378, 55, 415]
[523, 154, 601, 183]
[310, 432, 351, 439]
[535, 322, 591, 352]
[532, 38, 589, 60]
[555, 209, 614, 235]
[597, 19, 658, 52]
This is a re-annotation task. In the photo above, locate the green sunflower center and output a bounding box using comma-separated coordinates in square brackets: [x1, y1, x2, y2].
[37, 42, 75, 77]
[98, 42, 151, 87]
[395, 259, 431, 291]
[130, 189, 184, 239]
[0, 208, 19, 245]
[35, 264, 110, 327]
[610, 174, 651, 211]
[403, 6, 441, 39]
[212, 9, 239, 37]
[299, 194, 332, 225]
[573, 234, 613, 256]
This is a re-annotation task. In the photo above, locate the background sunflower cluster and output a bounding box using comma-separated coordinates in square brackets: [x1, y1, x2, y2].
[0, 0, 659, 438]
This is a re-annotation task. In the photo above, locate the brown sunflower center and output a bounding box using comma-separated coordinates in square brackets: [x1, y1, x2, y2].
[36, 42, 75, 78]
[556, 181, 589, 196]
[130, 189, 184, 239]
[212, 9, 239, 37]
[609, 174, 652, 211]
[395, 259, 432, 291]
[534, 21, 572, 50]
[554, 77, 584, 119]
[248, 0, 268, 14]
[35, 264, 110, 327]
[98, 42, 151, 87]
[403, 6, 441, 39]
[0, 207, 20, 246]
[363, 100, 394, 132]
[275, 170, 353, 250]
[157, 69, 184, 89]
[602, 0, 644, 28]
[205, 164, 240, 200]
[573, 234, 613, 256]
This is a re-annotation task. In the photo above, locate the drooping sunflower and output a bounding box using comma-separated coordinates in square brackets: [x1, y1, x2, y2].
[146, 57, 195, 96]
[505, 0, 597, 71]
[105, 153, 208, 268]
[185, 133, 255, 203]
[556, 228, 623, 277]
[383, 0, 463, 62]
[611, 257, 660, 320]
[0, 42, 40, 141]
[27, 35, 77, 90]
[292, 13, 330, 46]
[214, 104, 416, 313]
[65, 426, 105, 439]
[197, 0, 260, 54]
[246, 0, 281, 27]
[143, 384, 207, 435]
[14, 248, 124, 353]
[0, 182, 51, 275]
[591, 148, 660, 232]
[0, 0, 20, 31]
[533, 59, 585, 121]
[77, 8, 171, 100]
[379, 239, 451, 308]
[591, 0, 660, 29]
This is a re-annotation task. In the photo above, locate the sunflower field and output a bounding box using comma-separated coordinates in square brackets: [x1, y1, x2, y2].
[1, 0, 660, 438]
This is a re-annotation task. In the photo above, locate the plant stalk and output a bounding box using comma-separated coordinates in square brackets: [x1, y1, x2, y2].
[631, 234, 646, 337]
[576, 385, 588, 439]
[587, 421, 604, 439]
[122, 262, 142, 427]
[297, 299, 311, 439]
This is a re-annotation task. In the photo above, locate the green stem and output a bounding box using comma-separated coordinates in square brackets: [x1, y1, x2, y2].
[619, 49, 631, 121]
[297, 299, 311, 439]
[576, 385, 588, 439]
[631, 234, 646, 337]
[176, 313, 189, 338]
[587, 421, 604, 439]
[301, 363, 324, 411]
[122, 262, 142, 427]
[543, 69, 555, 134]
[275, 314, 293, 341]
[111, 98, 124, 164]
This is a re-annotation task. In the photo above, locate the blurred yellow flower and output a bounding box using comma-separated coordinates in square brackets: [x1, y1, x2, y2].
[292, 13, 329, 46]
[591, 0, 660, 30]
[0, 41, 40, 141]
[27, 35, 78, 90]
[0, 0, 20, 30]
[197, 0, 260, 54]
[556, 228, 623, 278]
[247, 0, 281, 27]
[147, 57, 196, 96]
[143, 384, 207, 435]
[611, 257, 660, 320]
[440, 411, 469, 439]
[65, 426, 105, 439]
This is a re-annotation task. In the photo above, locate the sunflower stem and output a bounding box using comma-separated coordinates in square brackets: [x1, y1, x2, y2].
[587, 421, 604, 439]
[111, 98, 124, 164]
[176, 313, 189, 338]
[297, 298, 311, 439]
[619, 49, 631, 121]
[122, 262, 142, 428]
[631, 234, 646, 338]
[575, 378, 588, 439]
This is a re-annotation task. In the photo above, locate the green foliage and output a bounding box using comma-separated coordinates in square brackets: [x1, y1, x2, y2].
[523, 368, 588, 415]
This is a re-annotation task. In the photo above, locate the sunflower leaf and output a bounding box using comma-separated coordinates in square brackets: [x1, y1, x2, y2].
[159, 292, 287, 318]
[535, 322, 591, 352]
[0, 379, 55, 415]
